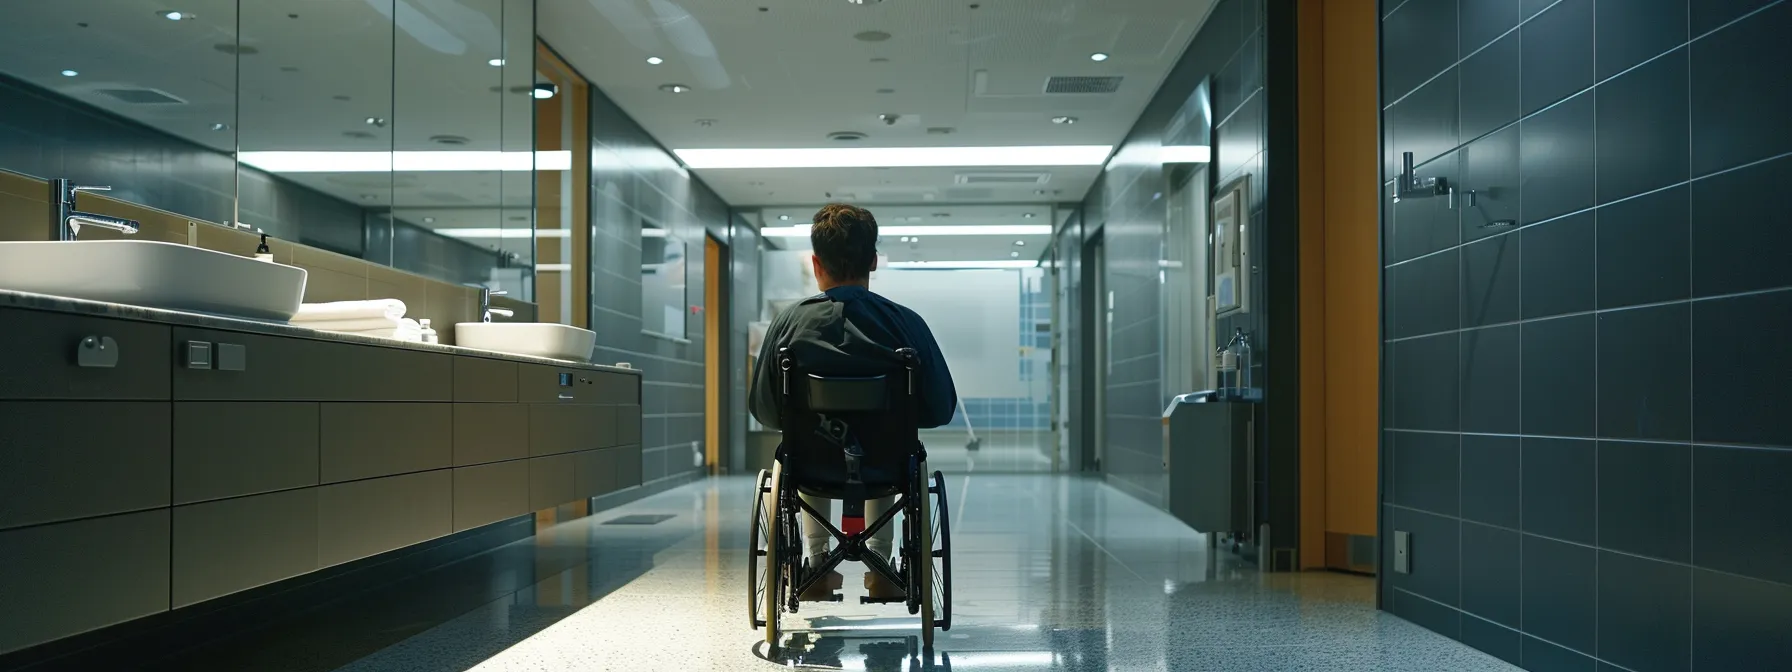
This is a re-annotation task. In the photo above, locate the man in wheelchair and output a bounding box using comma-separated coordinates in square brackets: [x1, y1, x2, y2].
[748, 203, 958, 605]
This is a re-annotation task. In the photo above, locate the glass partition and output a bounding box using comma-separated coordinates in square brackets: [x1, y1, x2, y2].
[642, 219, 689, 340]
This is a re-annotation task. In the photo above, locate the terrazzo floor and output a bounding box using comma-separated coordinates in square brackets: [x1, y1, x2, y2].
[61, 474, 1517, 671]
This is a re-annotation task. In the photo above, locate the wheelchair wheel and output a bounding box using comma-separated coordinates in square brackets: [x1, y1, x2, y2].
[927, 470, 952, 632]
[761, 463, 788, 646]
[916, 461, 936, 650]
[748, 469, 772, 629]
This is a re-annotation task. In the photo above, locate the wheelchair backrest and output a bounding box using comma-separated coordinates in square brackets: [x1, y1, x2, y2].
[775, 347, 922, 476]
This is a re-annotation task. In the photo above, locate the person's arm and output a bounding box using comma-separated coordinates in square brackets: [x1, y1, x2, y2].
[748, 310, 788, 430]
[909, 317, 958, 429]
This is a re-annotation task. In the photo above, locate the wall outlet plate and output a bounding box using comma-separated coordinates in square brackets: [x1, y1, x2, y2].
[1393, 530, 1411, 574]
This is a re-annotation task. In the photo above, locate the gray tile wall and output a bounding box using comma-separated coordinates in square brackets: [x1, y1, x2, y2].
[1378, 0, 1792, 668]
[586, 90, 733, 488]
[1077, 0, 1301, 560]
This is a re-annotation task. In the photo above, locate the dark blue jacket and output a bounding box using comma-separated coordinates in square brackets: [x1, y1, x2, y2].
[749, 285, 958, 430]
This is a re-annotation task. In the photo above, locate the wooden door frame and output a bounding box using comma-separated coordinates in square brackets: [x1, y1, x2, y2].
[704, 234, 728, 473]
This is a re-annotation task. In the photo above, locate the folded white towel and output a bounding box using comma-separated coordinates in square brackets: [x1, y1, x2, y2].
[314, 318, 422, 343]
[293, 316, 402, 332]
[293, 299, 407, 322]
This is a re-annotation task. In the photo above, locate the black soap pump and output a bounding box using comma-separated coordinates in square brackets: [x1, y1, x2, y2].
[255, 233, 273, 262]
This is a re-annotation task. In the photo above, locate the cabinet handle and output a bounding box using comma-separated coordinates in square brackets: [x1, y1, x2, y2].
[76, 335, 119, 368]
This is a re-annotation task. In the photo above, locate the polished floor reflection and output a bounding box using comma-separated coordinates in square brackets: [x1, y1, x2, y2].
[315, 473, 1512, 671]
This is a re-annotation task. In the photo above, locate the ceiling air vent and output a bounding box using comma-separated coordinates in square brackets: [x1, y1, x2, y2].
[95, 88, 188, 105]
[1043, 76, 1123, 94]
[955, 171, 1051, 186]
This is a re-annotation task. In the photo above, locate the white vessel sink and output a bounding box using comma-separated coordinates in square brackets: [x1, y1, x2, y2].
[0, 240, 308, 321]
[456, 322, 596, 362]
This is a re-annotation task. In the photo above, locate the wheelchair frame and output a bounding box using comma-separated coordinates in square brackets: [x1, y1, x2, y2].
[748, 347, 953, 650]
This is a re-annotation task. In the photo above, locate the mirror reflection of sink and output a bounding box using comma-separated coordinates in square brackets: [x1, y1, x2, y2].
[0, 240, 308, 321]
[455, 322, 596, 363]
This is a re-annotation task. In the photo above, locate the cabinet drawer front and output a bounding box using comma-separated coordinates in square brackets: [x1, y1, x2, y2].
[453, 358, 517, 402]
[614, 445, 643, 489]
[0, 510, 171, 655]
[574, 449, 616, 499]
[0, 401, 171, 529]
[592, 372, 640, 405]
[174, 402, 320, 504]
[453, 403, 528, 466]
[317, 471, 452, 568]
[171, 328, 451, 401]
[528, 404, 614, 456]
[617, 405, 642, 447]
[0, 309, 170, 400]
[528, 454, 577, 511]
[320, 403, 452, 483]
[172, 488, 319, 608]
[453, 461, 529, 531]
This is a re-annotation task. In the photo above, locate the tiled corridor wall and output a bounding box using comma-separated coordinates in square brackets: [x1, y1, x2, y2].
[586, 90, 732, 491]
[1378, 0, 1792, 668]
[1079, 0, 1304, 565]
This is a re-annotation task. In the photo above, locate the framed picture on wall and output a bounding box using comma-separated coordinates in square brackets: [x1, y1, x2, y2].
[1212, 175, 1250, 316]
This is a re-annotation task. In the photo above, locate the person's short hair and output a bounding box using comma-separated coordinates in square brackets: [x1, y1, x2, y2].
[810, 203, 878, 281]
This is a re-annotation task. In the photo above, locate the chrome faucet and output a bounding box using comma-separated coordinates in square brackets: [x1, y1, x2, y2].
[50, 179, 140, 241]
[479, 287, 514, 322]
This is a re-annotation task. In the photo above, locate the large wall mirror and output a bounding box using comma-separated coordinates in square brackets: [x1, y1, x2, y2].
[641, 219, 688, 341]
[0, 0, 538, 301]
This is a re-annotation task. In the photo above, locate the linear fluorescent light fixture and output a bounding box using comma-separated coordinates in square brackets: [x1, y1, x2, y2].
[886, 260, 1039, 269]
[673, 145, 1112, 169]
[1159, 145, 1212, 164]
[237, 150, 572, 173]
[760, 224, 1052, 238]
[434, 228, 569, 239]
[536, 263, 571, 272]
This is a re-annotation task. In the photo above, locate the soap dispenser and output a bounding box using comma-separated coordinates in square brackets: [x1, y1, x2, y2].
[419, 319, 438, 344]
[255, 233, 274, 262]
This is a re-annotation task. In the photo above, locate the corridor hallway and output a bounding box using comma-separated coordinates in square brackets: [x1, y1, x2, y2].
[90, 474, 1515, 672]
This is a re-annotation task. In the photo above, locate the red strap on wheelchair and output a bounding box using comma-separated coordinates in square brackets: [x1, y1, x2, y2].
[841, 515, 865, 535]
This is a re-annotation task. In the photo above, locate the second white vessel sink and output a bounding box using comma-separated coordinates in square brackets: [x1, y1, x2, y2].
[455, 322, 596, 363]
[0, 240, 308, 321]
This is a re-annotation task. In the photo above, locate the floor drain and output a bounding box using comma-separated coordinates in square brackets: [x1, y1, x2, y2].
[603, 514, 676, 525]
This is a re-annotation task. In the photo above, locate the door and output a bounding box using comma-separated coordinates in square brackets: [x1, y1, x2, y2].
[1086, 233, 1107, 473]
[704, 235, 726, 474]
[1163, 166, 1211, 399]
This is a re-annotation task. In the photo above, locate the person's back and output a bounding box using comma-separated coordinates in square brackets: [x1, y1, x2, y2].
[747, 203, 957, 602]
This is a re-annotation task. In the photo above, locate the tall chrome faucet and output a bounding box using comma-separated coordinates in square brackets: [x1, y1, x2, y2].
[50, 179, 140, 241]
[479, 287, 514, 323]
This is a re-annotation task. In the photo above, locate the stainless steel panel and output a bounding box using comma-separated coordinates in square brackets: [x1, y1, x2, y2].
[452, 461, 529, 531]
[320, 403, 452, 483]
[453, 403, 528, 466]
[171, 488, 319, 607]
[173, 402, 320, 504]
[317, 470, 453, 568]
[0, 401, 171, 529]
[0, 510, 171, 654]
[0, 308, 170, 400]
[453, 357, 518, 402]
[528, 453, 577, 511]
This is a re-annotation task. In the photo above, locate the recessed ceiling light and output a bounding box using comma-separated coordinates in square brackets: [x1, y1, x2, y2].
[899, 236, 911, 242]
[647, 56, 664, 65]
[158, 10, 191, 21]
[488, 58, 505, 67]
[779, 215, 791, 221]
[1011, 251, 1021, 258]
[532, 83, 557, 99]
[1089, 52, 1109, 62]
[1051, 116, 1078, 124]
[1014, 240, 1025, 246]
[422, 216, 435, 223]
[59, 69, 78, 77]
[848, 0, 883, 4]
[672, 145, 1113, 169]
[210, 122, 230, 131]
[364, 117, 387, 127]
[1023, 213, 1036, 218]
[659, 83, 691, 93]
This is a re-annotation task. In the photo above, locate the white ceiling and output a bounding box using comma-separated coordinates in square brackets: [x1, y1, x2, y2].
[757, 203, 1052, 263]
[538, 0, 1209, 209]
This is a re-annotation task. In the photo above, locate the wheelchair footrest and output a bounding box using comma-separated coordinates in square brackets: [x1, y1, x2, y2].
[859, 596, 908, 605]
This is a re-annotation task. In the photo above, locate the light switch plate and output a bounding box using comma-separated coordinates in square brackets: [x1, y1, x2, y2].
[1393, 530, 1411, 574]
[185, 341, 212, 370]
[217, 342, 247, 371]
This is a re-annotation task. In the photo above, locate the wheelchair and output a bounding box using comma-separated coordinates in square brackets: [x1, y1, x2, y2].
[749, 347, 953, 649]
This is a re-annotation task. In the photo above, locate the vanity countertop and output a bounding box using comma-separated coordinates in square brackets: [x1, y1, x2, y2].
[0, 289, 639, 374]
